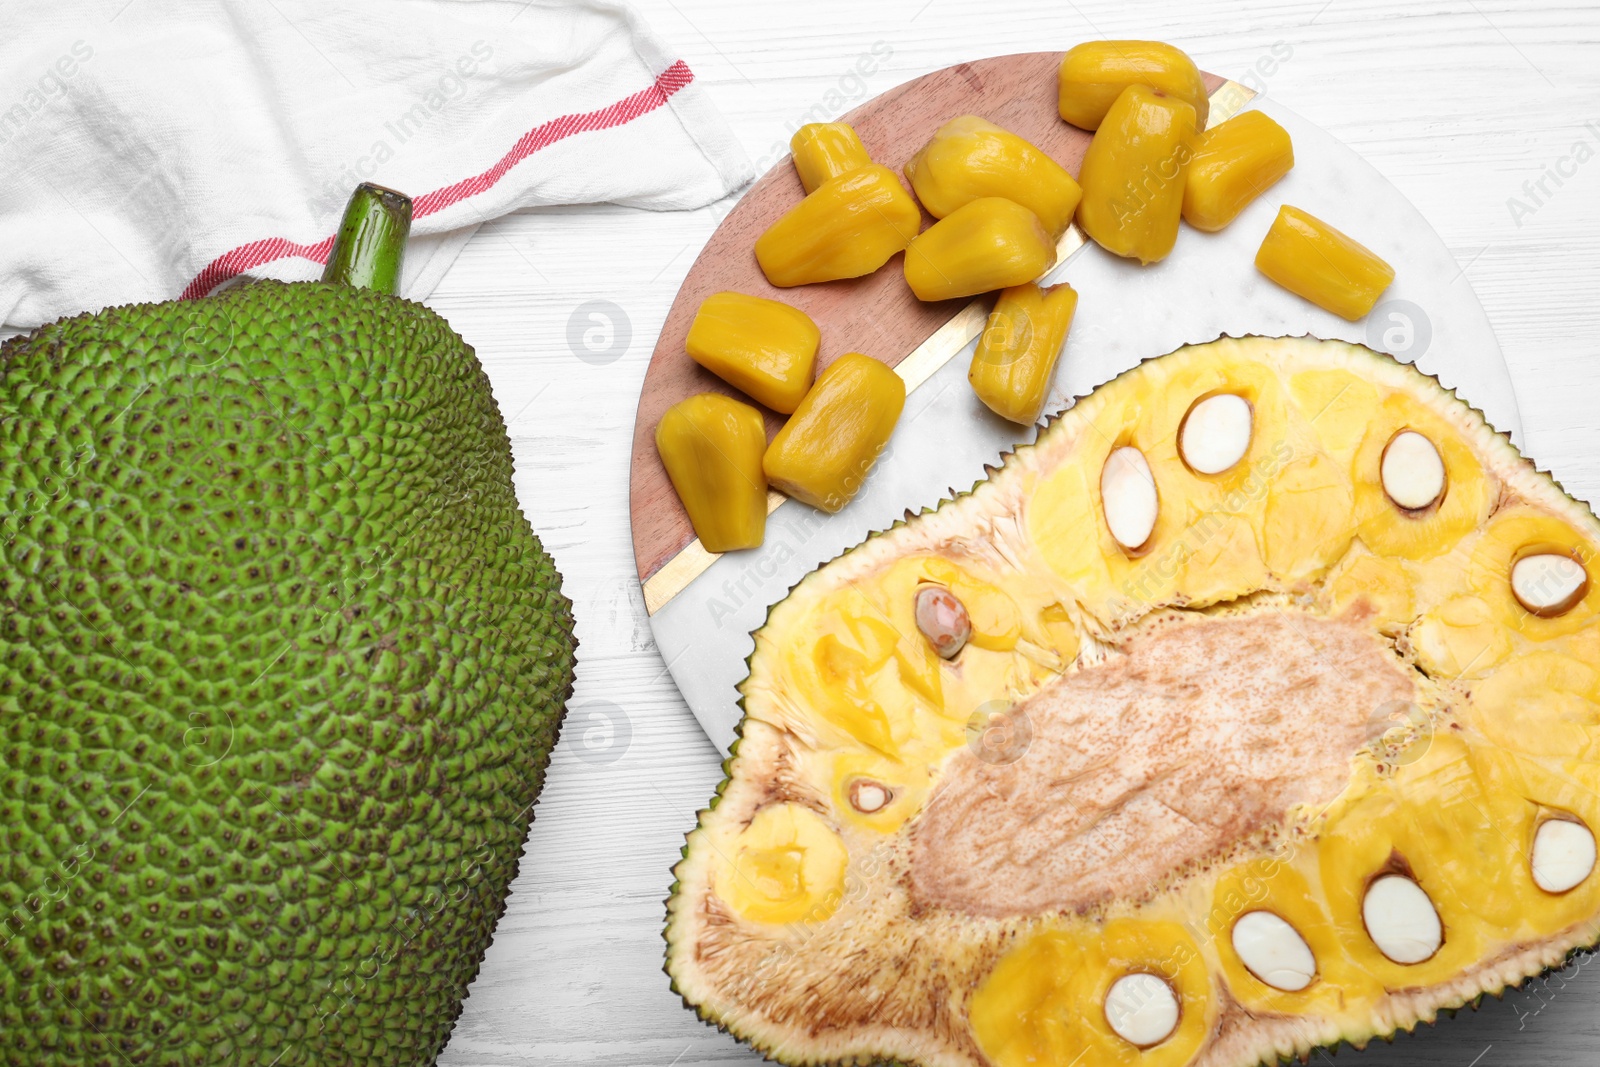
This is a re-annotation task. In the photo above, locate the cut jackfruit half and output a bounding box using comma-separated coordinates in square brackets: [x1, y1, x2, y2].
[665, 336, 1600, 1067]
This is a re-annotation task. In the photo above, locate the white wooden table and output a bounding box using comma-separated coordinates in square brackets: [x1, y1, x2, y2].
[431, 1, 1600, 1063]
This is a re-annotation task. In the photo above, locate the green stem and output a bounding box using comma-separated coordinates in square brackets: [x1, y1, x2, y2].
[321, 183, 413, 294]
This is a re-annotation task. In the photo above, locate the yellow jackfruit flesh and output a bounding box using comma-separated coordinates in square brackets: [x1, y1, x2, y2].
[903, 196, 1055, 302]
[655, 393, 769, 552]
[905, 115, 1083, 238]
[790, 122, 872, 193]
[1076, 84, 1199, 265]
[1256, 204, 1395, 320]
[685, 291, 818, 414]
[755, 164, 921, 287]
[1182, 109, 1295, 232]
[1057, 40, 1210, 131]
[763, 353, 905, 513]
[969, 281, 1079, 425]
[667, 335, 1600, 1067]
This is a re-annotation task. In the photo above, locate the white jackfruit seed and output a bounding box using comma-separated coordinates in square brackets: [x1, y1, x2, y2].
[1531, 818, 1597, 894]
[1179, 393, 1253, 475]
[1101, 446, 1159, 551]
[1379, 430, 1445, 511]
[1231, 910, 1317, 991]
[1510, 553, 1589, 617]
[1362, 874, 1442, 964]
[1103, 972, 1180, 1048]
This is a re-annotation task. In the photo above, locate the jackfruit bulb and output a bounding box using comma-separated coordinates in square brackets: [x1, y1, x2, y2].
[0, 185, 576, 1065]
[666, 335, 1600, 1067]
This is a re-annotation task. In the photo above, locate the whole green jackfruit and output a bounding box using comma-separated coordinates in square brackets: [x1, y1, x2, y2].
[0, 190, 575, 1065]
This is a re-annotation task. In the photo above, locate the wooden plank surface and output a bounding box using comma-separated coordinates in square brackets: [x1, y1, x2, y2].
[411, 2, 1600, 1064]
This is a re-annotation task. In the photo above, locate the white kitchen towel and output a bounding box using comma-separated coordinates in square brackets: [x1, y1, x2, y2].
[0, 0, 753, 329]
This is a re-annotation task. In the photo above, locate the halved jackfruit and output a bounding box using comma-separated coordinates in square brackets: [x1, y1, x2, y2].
[665, 335, 1600, 1067]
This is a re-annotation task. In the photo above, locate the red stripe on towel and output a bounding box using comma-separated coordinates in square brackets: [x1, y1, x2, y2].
[181, 60, 695, 300]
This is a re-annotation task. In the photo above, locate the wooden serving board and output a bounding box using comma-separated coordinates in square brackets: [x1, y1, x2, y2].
[628, 52, 1228, 588]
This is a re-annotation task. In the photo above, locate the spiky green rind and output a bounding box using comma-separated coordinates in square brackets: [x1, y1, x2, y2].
[0, 281, 576, 1066]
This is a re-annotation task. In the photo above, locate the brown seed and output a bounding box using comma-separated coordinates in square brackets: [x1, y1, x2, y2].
[914, 585, 970, 658]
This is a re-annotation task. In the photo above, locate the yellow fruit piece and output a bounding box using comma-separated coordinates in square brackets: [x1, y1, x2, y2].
[1076, 84, 1199, 265]
[1389, 733, 1526, 930]
[1286, 367, 1380, 461]
[1206, 855, 1381, 1016]
[968, 282, 1079, 424]
[1039, 601, 1082, 666]
[1028, 417, 1183, 622]
[1140, 353, 1289, 600]
[1255, 205, 1395, 320]
[685, 292, 819, 414]
[1466, 505, 1600, 639]
[969, 928, 1083, 1067]
[1057, 40, 1209, 131]
[903, 197, 1054, 302]
[715, 803, 848, 925]
[654, 393, 768, 553]
[1468, 745, 1600, 939]
[1323, 550, 1416, 630]
[826, 582, 946, 710]
[789, 122, 872, 193]
[1411, 595, 1513, 681]
[755, 164, 921, 287]
[775, 579, 959, 760]
[971, 919, 1212, 1067]
[1262, 451, 1354, 584]
[1466, 651, 1600, 760]
[1181, 109, 1294, 232]
[1351, 391, 1490, 561]
[763, 353, 905, 512]
[905, 115, 1083, 238]
[1138, 350, 1289, 503]
[1316, 738, 1493, 989]
[805, 612, 917, 758]
[1179, 512, 1265, 604]
[1085, 919, 1212, 1065]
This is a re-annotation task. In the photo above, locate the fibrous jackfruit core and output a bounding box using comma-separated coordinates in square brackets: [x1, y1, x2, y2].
[910, 610, 1415, 918]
